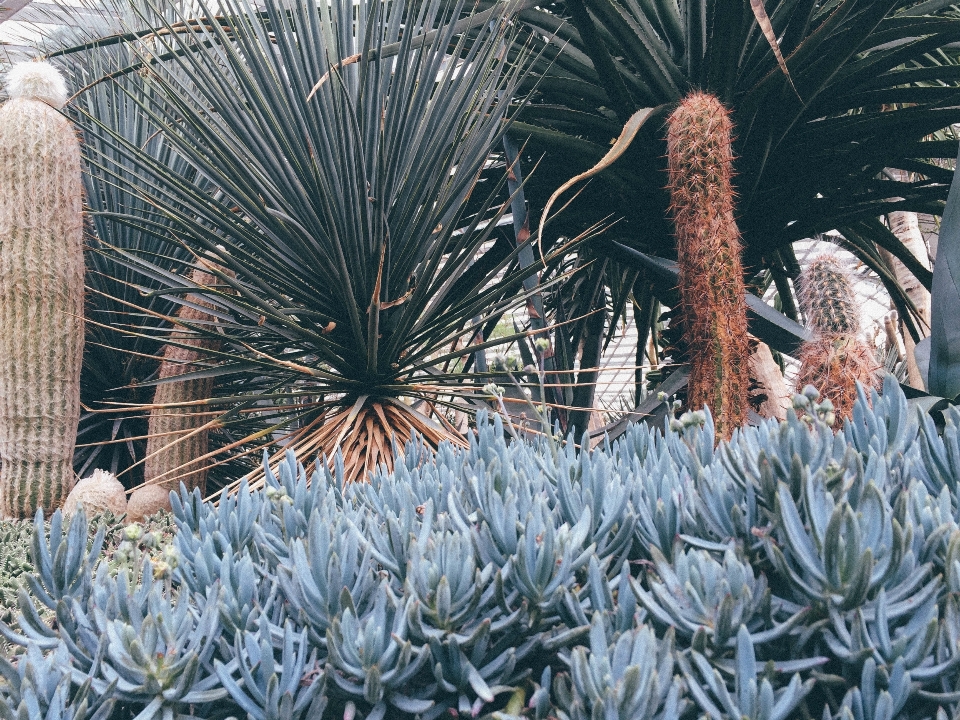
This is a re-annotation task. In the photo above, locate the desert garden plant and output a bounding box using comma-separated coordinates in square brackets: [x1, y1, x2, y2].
[142, 259, 235, 498]
[796, 255, 880, 422]
[33, 0, 581, 484]
[71, 50, 202, 486]
[1, 376, 960, 718]
[509, 0, 960, 412]
[667, 91, 749, 438]
[0, 62, 85, 518]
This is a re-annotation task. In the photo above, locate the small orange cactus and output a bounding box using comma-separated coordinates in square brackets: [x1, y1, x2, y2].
[796, 255, 880, 423]
[667, 92, 750, 439]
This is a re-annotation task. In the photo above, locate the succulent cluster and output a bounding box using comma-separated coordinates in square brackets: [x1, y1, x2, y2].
[0, 511, 173, 631]
[2, 376, 960, 719]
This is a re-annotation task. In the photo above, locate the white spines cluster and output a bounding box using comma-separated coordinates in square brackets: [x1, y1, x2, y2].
[5, 61, 68, 109]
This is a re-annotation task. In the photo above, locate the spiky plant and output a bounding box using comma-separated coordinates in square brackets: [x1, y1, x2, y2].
[43, 0, 568, 486]
[667, 92, 749, 439]
[0, 62, 84, 518]
[796, 255, 879, 421]
[797, 255, 863, 338]
[71, 49, 198, 486]
[496, 0, 960, 421]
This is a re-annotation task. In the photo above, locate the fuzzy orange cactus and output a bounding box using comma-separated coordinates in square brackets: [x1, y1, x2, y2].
[796, 255, 880, 423]
[667, 92, 750, 439]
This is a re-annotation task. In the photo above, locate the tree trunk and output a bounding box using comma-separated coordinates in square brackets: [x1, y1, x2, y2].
[568, 305, 606, 439]
[885, 170, 932, 389]
[748, 340, 789, 421]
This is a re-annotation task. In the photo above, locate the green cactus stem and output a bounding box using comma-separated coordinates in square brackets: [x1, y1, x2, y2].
[667, 92, 750, 439]
[796, 254, 879, 422]
[144, 261, 230, 497]
[0, 62, 84, 518]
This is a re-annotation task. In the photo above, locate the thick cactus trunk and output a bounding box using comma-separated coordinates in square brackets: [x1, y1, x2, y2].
[0, 63, 84, 518]
[144, 263, 226, 496]
[796, 255, 879, 422]
[667, 92, 750, 439]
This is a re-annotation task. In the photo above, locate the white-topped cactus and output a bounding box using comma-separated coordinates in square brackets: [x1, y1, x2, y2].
[0, 61, 84, 517]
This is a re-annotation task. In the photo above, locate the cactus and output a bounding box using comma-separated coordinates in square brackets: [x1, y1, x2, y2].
[796, 255, 879, 421]
[0, 62, 84, 518]
[667, 92, 750, 439]
[143, 260, 230, 497]
[798, 255, 863, 337]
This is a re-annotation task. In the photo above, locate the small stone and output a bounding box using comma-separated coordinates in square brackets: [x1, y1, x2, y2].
[126, 484, 172, 522]
[63, 469, 126, 518]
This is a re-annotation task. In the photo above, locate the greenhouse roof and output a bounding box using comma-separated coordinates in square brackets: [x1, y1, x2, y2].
[0, 2, 87, 63]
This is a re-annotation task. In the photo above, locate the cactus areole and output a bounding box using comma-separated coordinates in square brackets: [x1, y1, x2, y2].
[0, 62, 84, 518]
[667, 92, 750, 439]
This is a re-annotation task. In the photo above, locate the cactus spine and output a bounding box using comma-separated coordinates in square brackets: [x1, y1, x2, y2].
[0, 62, 84, 518]
[667, 92, 750, 438]
[796, 254, 879, 422]
[143, 261, 228, 497]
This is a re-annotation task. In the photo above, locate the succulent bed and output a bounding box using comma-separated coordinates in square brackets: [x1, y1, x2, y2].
[1, 376, 960, 720]
[0, 511, 175, 633]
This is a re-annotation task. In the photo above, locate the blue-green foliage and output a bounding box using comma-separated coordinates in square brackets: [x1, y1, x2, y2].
[5, 376, 960, 718]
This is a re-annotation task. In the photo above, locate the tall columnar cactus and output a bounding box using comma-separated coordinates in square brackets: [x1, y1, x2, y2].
[0, 62, 84, 518]
[796, 255, 879, 422]
[667, 92, 750, 439]
[143, 261, 229, 497]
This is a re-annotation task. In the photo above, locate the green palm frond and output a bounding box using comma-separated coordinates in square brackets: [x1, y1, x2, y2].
[513, 0, 960, 337]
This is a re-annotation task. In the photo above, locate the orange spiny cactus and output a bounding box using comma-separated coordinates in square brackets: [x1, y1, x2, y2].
[796, 255, 880, 423]
[667, 91, 750, 439]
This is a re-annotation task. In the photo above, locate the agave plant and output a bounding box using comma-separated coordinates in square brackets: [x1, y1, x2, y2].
[30, 0, 577, 485]
[325, 581, 432, 720]
[0, 644, 115, 720]
[680, 624, 815, 720]
[768, 479, 913, 611]
[633, 544, 808, 653]
[214, 617, 326, 720]
[835, 657, 911, 720]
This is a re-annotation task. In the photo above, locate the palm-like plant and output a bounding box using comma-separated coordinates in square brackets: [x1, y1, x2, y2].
[42, 0, 568, 485]
[513, 0, 960, 347]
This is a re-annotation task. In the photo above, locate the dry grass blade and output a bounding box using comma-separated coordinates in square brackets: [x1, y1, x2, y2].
[538, 107, 657, 247]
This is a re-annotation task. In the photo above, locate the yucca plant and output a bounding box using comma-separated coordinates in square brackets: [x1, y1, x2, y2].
[32, 0, 573, 485]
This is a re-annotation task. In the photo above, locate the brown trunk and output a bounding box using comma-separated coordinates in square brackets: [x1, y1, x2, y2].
[748, 339, 789, 421]
[884, 170, 932, 389]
